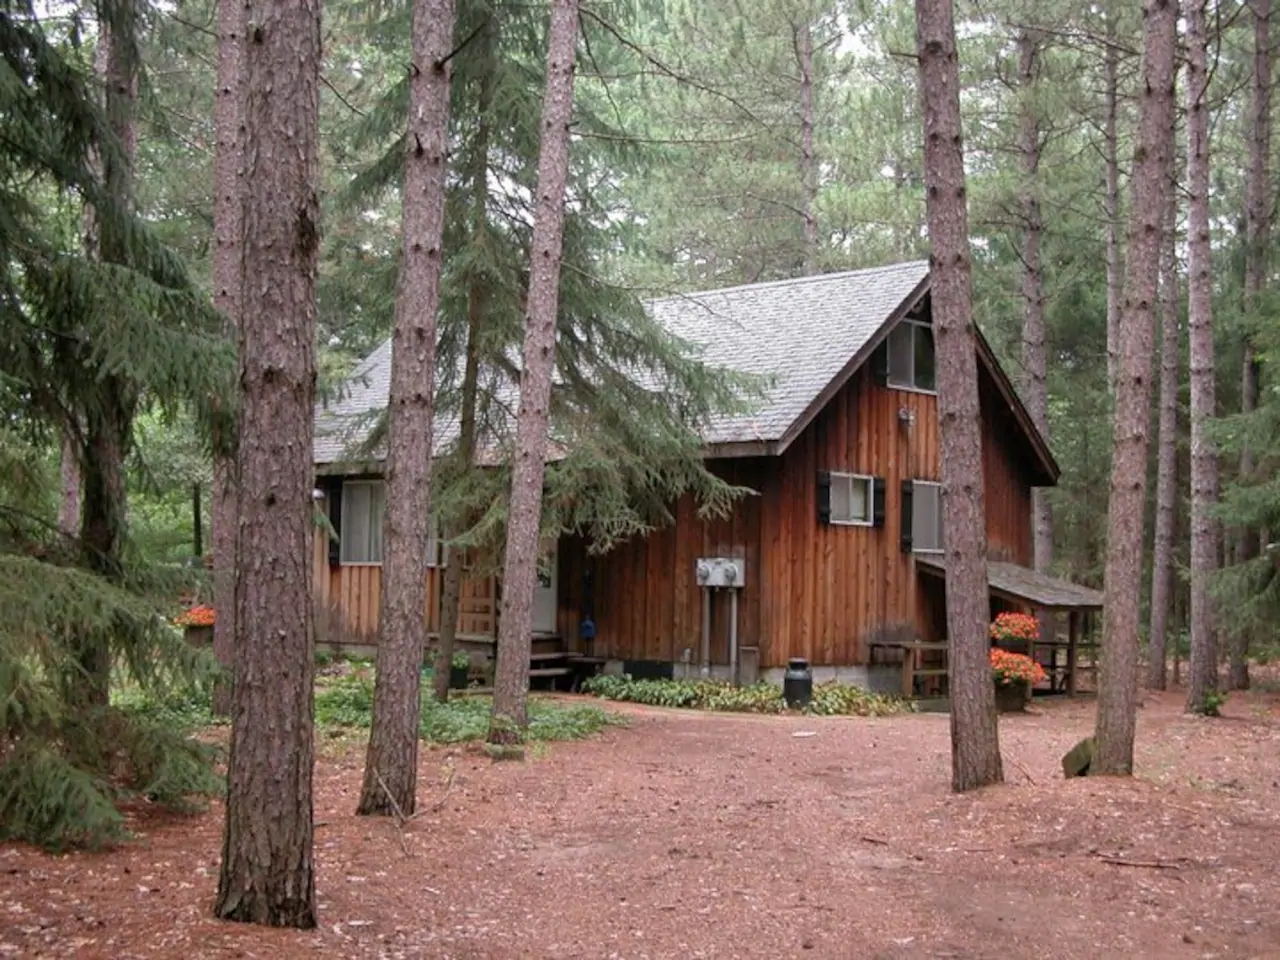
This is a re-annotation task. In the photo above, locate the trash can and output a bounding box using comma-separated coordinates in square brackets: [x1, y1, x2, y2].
[783, 657, 813, 709]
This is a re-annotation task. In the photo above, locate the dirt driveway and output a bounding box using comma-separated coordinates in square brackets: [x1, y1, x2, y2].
[3, 689, 1280, 959]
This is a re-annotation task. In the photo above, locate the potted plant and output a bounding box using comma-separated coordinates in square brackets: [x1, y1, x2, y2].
[174, 604, 215, 647]
[989, 647, 1046, 712]
[450, 650, 471, 690]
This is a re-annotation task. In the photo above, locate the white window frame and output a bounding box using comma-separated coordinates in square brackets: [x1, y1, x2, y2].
[886, 319, 936, 394]
[340, 479, 444, 567]
[911, 480, 944, 554]
[828, 471, 875, 527]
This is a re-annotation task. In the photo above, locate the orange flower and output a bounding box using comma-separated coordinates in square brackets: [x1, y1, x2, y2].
[989, 647, 1046, 686]
[174, 605, 216, 627]
[989, 612, 1039, 645]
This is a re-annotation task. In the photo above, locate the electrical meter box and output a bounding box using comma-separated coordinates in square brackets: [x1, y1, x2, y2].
[694, 557, 746, 587]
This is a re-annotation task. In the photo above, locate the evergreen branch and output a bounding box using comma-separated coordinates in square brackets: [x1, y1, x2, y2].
[578, 6, 769, 129]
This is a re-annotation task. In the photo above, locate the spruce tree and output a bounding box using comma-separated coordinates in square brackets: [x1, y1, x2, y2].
[0, 0, 230, 850]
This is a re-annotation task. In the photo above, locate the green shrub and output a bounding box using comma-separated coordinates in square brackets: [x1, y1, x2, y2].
[580, 674, 912, 717]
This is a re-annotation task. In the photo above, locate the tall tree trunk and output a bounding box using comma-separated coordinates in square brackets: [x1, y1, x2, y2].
[357, 0, 457, 817]
[488, 0, 580, 745]
[210, 0, 245, 718]
[1104, 29, 1122, 394]
[434, 26, 493, 705]
[796, 18, 818, 274]
[915, 0, 1003, 793]
[58, 426, 80, 539]
[73, 0, 140, 707]
[1094, 0, 1177, 774]
[214, 0, 321, 927]
[1016, 30, 1052, 582]
[1231, 0, 1271, 691]
[1147, 147, 1179, 691]
[1185, 0, 1220, 715]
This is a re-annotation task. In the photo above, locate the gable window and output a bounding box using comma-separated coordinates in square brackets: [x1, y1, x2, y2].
[908, 480, 944, 553]
[886, 319, 936, 393]
[817, 471, 885, 527]
[339, 480, 443, 566]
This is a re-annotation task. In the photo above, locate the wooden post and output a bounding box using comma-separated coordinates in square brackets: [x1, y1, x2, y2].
[1066, 610, 1079, 696]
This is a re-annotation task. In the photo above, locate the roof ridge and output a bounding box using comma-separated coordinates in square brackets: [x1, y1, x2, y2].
[643, 259, 930, 307]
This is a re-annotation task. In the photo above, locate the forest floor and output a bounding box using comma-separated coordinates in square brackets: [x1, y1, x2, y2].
[4, 682, 1280, 959]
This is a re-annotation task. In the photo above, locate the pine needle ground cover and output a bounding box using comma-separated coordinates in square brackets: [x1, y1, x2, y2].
[580, 674, 912, 717]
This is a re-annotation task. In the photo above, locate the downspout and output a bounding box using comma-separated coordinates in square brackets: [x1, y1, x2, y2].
[729, 587, 739, 686]
[700, 586, 712, 677]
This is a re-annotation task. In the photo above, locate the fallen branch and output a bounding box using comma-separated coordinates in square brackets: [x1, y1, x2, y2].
[1096, 854, 1185, 870]
[430, 764, 457, 812]
[374, 769, 416, 858]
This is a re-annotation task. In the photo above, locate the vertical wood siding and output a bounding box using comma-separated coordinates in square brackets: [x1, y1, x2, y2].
[311, 498, 495, 642]
[557, 359, 1039, 668]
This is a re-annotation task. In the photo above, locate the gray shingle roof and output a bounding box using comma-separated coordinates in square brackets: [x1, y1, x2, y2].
[313, 259, 930, 466]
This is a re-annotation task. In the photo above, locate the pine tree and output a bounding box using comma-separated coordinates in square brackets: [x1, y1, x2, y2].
[1229, 0, 1271, 692]
[1146, 147, 1179, 692]
[1184, 0, 1219, 716]
[1094, 0, 1177, 775]
[488, 0, 581, 747]
[358, 0, 457, 817]
[916, 0, 1003, 793]
[210, 0, 245, 718]
[214, 0, 321, 927]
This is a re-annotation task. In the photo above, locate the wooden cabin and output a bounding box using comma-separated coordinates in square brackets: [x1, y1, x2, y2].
[312, 260, 1103, 692]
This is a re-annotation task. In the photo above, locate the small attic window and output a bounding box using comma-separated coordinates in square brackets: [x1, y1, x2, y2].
[887, 319, 936, 393]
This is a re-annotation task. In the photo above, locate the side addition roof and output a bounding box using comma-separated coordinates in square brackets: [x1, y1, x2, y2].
[915, 555, 1104, 611]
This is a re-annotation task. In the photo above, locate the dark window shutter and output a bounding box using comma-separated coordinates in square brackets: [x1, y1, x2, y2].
[326, 478, 343, 566]
[871, 340, 889, 386]
[900, 479, 914, 552]
[872, 477, 886, 528]
[816, 470, 832, 525]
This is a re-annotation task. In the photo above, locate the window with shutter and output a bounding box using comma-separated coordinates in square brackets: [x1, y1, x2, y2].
[824, 472, 875, 526]
[910, 480, 944, 553]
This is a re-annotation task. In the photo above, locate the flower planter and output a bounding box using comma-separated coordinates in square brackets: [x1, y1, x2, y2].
[184, 624, 213, 648]
[994, 681, 1030, 713]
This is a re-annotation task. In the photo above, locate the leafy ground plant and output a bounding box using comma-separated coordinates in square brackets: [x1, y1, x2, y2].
[313, 666, 624, 743]
[580, 675, 911, 717]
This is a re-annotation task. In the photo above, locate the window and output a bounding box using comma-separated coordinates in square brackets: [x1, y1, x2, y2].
[339, 480, 443, 566]
[341, 481, 385, 564]
[829, 472, 874, 525]
[886, 319, 936, 392]
[910, 480, 943, 553]
[818, 471, 884, 527]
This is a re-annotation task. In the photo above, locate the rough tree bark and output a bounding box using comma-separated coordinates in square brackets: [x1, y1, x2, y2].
[434, 27, 493, 705]
[1093, 0, 1177, 775]
[1231, 0, 1271, 691]
[210, 0, 245, 718]
[357, 0, 457, 817]
[58, 429, 80, 539]
[488, 0, 580, 745]
[915, 0, 1003, 792]
[1104, 27, 1122, 395]
[1016, 30, 1051, 583]
[213, 0, 321, 927]
[1185, 0, 1220, 715]
[1146, 147, 1179, 692]
[796, 18, 818, 274]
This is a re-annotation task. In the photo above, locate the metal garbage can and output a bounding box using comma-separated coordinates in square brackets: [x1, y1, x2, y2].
[783, 657, 813, 709]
